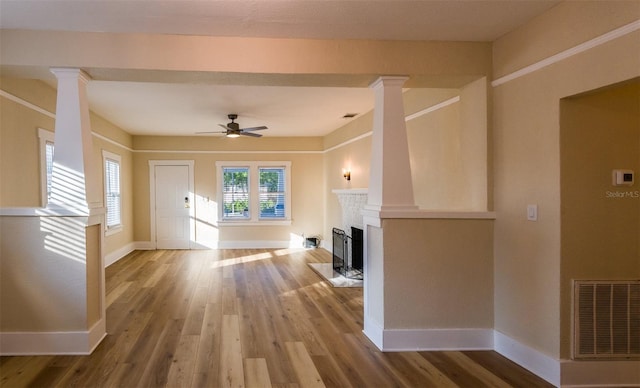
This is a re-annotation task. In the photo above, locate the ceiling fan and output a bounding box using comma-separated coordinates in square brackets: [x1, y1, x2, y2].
[198, 114, 268, 138]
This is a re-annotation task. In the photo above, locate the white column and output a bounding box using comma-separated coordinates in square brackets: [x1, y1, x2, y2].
[362, 76, 418, 350]
[366, 76, 418, 213]
[48, 68, 100, 214]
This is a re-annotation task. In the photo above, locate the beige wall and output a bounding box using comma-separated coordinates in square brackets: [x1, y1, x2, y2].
[383, 218, 494, 328]
[0, 216, 89, 331]
[131, 137, 325, 246]
[324, 115, 373, 245]
[1, 30, 491, 89]
[406, 83, 489, 211]
[0, 78, 135, 259]
[493, 1, 640, 79]
[325, 84, 488, 242]
[90, 114, 134, 256]
[492, 2, 640, 359]
[0, 78, 56, 207]
[559, 80, 640, 358]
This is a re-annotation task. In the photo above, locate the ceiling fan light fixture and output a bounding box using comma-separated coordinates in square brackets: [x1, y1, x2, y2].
[226, 133, 240, 138]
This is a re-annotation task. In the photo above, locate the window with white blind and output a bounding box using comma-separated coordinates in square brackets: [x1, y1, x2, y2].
[222, 167, 250, 219]
[216, 161, 291, 225]
[103, 150, 122, 234]
[38, 128, 54, 206]
[259, 167, 286, 219]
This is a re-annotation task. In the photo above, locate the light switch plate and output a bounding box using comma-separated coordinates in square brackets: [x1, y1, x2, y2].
[527, 204, 538, 221]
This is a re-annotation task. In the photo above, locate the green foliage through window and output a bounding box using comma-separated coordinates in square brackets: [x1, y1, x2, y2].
[223, 167, 250, 218]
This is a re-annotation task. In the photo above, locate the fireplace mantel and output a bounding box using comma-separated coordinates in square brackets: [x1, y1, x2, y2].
[332, 188, 368, 233]
[332, 188, 368, 195]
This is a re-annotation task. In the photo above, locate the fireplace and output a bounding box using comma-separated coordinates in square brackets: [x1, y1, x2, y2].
[332, 227, 363, 280]
[331, 188, 368, 280]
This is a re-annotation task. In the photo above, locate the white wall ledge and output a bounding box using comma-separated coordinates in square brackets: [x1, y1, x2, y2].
[362, 208, 496, 220]
[331, 188, 368, 194]
[0, 207, 105, 217]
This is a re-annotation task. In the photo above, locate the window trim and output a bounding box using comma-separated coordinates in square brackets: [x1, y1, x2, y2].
[38, 128, 54, 207]
[102, 150, 122, 236]
[216, 161, 291, 226]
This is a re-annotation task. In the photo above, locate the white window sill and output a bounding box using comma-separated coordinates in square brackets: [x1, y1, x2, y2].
[218, 219, 292, 227]
[105, 225, 123, 236]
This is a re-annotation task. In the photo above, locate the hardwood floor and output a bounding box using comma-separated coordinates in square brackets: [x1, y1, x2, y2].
[1, 248, 553, 387]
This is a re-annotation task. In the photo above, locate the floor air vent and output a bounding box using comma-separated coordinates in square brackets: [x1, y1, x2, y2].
[574, 280, 640, 359]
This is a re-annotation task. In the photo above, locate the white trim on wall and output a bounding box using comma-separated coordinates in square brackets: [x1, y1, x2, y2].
[0, 90, 56, 118]
[0, 90, 133, 152]
[0, 319, 106, 356]
[104, 242, 135, 267]
[494, 330, 561, 387]
[404, 96, 460, 122]
[135, 149, 323, 154]
[93, 132, 134, 152]
[492, 19, 640, 87]
[363, 326, 494, 353]
[217, 240, 293, 249]
[323, 132, 373, 153]
[104, 241, 156, 267]
[136, 239, 305, 250]
[325, 95, 462, 154]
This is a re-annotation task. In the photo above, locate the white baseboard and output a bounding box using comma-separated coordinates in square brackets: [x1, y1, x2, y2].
[104, 241, 155, 267]
[363, 317, 384, 350]
[363, 320, 493, 352]
[0, 319, 107, 356]
[494, 332, 640, 387]
[382, 328, 494, 352]
[216, 240, 294, 249]
[104, 242, 135, 267]
[128, 240, 308, 250]
[560, 359, 640, 387]
[494, 330, 560, 387]
[134, 241, 155, 250]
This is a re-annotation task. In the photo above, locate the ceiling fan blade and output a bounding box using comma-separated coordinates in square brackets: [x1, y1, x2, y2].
[240, 126, 268, 132]
[219, 124, 233, 131]
[239, 131, 262, 138]
[196, 130, 226, 134]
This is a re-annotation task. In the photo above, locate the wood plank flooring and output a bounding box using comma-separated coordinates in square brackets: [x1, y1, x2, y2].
[1, 248, 553, 387]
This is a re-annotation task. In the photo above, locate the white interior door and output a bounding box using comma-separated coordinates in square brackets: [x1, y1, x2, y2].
[154, 164, 191, 249]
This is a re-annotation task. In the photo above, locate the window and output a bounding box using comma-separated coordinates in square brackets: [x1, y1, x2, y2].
[103, 150, 122, 234]
[222, 167, 250, 219]
[216, 161, 291, 225]
[259, 167, 286, 219]
[38, 128, 54, 206]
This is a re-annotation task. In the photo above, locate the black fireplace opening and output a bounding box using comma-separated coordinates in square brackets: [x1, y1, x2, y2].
[332, 227, 363, 280]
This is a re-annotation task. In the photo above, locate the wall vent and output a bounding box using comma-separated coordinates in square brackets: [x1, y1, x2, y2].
[574, 280, 640, 359]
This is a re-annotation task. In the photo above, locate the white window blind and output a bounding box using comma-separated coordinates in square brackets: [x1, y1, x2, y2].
[222, 167, 250, 219]
[38, 128, 54, 206]
[259, 167, 286, 219]
[104, 154, 121, 229]
[45, 141, 54, 201]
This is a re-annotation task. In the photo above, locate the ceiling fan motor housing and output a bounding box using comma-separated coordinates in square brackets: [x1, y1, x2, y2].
[227, 114, 240, 130]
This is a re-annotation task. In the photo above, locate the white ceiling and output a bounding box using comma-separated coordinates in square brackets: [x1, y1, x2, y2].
[0, 0, 561, 137]
[87, 82, 376, 137]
